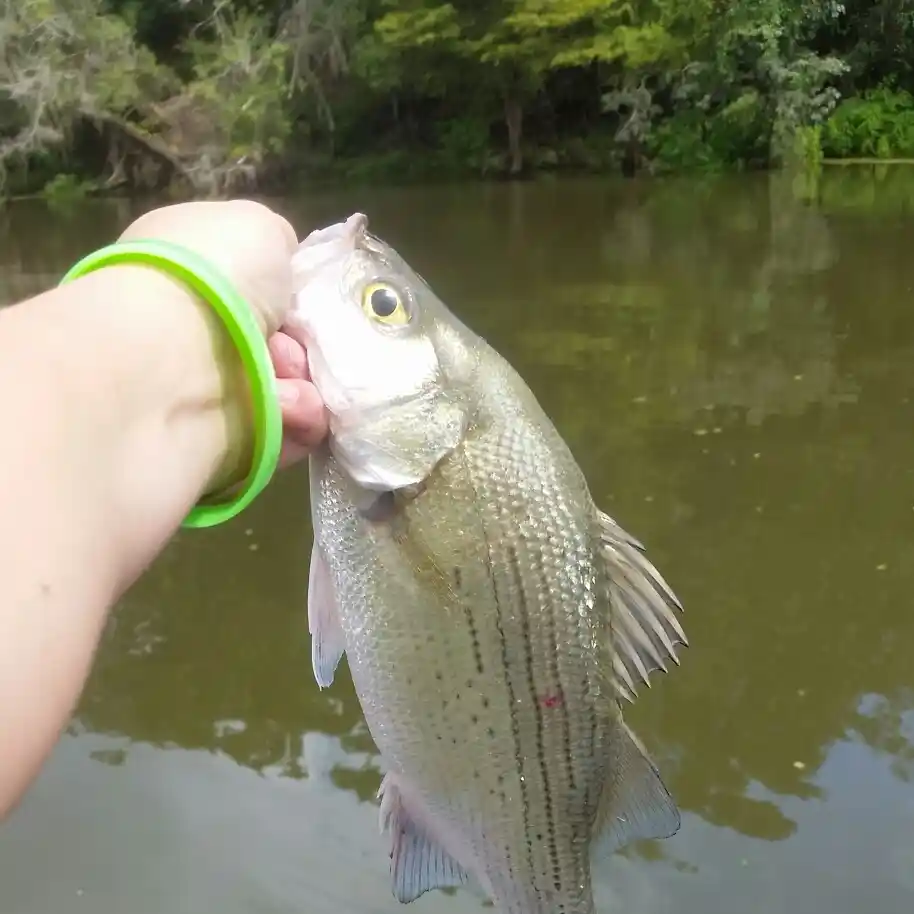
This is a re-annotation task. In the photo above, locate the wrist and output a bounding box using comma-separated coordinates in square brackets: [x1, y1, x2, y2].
[54, 263, 256, 501]
[121, 263, 258, 499]
[52, 234, 284, 529]
[173, 273, 257, 499]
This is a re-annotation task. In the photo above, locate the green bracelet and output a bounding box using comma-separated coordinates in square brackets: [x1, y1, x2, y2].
[58, 238, 283, 529]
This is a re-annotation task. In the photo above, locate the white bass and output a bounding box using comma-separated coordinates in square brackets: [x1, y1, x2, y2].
[286, 213, 688, 914]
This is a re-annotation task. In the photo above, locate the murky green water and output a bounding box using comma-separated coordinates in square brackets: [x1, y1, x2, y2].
[1, 167, 914, 914]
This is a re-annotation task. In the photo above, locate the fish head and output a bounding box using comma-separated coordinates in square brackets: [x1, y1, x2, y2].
[287, 213, 477, 492]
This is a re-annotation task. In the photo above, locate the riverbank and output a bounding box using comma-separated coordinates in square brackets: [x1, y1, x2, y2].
[14, 152, 914, 212]
[7, 2, 914, 206]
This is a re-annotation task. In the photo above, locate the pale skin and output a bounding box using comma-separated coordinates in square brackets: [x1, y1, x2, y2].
[0, 200, 329, 819]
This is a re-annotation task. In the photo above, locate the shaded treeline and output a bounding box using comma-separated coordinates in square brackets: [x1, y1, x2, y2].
[2, 0, 914, 197]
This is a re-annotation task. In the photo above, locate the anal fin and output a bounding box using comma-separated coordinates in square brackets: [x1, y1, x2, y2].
[593, 723, 681, 859]
[378, 772, 470, 904]
[307, 541, 346, 689]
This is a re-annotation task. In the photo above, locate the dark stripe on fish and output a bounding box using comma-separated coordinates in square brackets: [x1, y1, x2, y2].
[454, 567, 485, 675]
[488, 540, 534, 884]
[531, 547, 575, 797]
[508, 544, 561, 894]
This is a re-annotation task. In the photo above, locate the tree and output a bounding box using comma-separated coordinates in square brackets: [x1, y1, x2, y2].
[0, 0, 177, 193]
[371, 0, 680, 173]
[0, 0, 368, 197]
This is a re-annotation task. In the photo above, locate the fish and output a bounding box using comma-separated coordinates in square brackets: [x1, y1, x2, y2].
[286, 213, 688, 914]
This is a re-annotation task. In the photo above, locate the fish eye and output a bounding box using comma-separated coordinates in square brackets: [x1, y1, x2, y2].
[362, 281, 410, 326]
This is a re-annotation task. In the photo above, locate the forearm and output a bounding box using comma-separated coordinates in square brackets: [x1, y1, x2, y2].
[0, 265, 248, 815]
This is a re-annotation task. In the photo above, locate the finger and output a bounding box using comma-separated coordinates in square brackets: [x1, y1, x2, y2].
[277, 379, 329, 450]
[279, 320, 308, 351]
[268, 331, 308, 380]
[279, 439, 312, 470]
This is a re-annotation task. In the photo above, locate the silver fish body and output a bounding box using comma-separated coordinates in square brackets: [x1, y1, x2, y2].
[290, 215, 687, 914]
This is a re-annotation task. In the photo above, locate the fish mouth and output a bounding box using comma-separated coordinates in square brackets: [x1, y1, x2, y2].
[298, 212, 368, 251]
[291, 212, 370, 291]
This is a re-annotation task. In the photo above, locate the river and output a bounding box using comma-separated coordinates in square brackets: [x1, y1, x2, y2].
[1, 168, 913, 914]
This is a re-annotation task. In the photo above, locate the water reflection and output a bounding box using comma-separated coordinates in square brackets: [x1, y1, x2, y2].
[1, 169, 914, 913]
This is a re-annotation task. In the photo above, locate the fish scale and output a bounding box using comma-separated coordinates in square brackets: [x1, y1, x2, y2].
[314, 390, 631, 913]
[291, 213, 688, 914]
[465, 411, 606, 912]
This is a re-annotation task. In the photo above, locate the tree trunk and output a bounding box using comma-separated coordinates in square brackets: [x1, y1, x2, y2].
[87, 110, 193, 188]
[504, 94, 523, 175]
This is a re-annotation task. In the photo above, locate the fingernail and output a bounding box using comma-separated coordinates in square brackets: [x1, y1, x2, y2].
[277, 381, 300, 406]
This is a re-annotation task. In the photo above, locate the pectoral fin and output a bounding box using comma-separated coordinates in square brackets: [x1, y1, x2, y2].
[377, 772, 470, 904]
[307, 541, 346, 689]
[598, 509, 687, 701]
[593, 723, 681, 858]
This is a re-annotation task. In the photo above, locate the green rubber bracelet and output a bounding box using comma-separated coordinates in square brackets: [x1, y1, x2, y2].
[58, 238, 283, 529]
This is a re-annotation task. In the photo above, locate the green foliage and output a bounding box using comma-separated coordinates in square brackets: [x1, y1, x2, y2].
[8, 0, 914, 195]
[822, 87, 914, 159]
[0, 0, 175, 139]
[814, 0, 914, 90]
[474, 0, 676, 71]
[365, 1, 688, 173]
[794, 124, 824, 170]
[664, 0, 845, 169]
[0, 0, 180, 195]
[183, 11, 291, 162]
[649, 112, 726, 173]
[435, 117, 493, 172]
[41, 173, 95, 201]
[649, 91, 770, 173]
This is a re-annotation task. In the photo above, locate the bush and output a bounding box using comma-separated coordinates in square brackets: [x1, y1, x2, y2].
[822, 87, 914, 159]
[649, 91, 770, 173]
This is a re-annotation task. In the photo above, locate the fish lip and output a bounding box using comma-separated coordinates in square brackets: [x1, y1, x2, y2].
[298, 212, 368, 251]
[291, 213, 370, 304]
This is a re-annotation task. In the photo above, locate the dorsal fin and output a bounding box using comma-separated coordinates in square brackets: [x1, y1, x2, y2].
[598, 509, 687, 702]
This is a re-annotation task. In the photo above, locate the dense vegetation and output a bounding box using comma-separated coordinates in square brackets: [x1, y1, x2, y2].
[2, 0, 914, 198]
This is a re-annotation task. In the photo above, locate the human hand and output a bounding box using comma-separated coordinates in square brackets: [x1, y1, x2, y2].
[118, 200, 328, 468]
